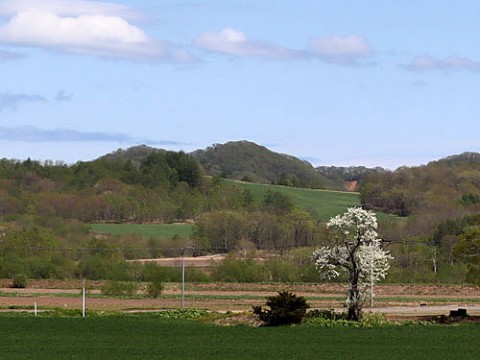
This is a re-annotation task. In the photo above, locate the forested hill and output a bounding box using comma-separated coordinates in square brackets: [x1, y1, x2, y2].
[191, 141, 334, 189]
[97, 145, 165, 166]
[360, 151, 480, 217]
[98, 142, 383, 191]
[434, 152, 480, 166]
[315, 166, 387, 191]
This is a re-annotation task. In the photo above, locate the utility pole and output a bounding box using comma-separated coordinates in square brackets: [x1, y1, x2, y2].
[181, 250, 185, 308]
[181, 247, 192, 308]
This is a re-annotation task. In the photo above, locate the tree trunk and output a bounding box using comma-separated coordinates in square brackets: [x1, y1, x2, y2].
[347, 271, 362, 321]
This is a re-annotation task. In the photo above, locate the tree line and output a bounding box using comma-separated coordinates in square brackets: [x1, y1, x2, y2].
[2, 148, 480, 285]
[359, 154, 480, 284]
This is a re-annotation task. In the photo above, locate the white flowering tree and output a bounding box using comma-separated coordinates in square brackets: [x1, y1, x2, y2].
[312, 207, 393, 321]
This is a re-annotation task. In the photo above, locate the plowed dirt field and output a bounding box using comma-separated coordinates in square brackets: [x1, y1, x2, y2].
[1, 279, 480, 317]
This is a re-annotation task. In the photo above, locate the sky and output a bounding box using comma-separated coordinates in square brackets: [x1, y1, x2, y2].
[0, 0, 479, 170]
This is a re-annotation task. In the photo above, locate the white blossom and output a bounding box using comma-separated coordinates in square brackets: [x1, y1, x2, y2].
[313, 207, 393, 320]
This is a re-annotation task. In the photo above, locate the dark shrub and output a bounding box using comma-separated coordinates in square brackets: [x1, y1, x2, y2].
[145, 280, 164, 299]
[253, 291, 309, 326]
[12, 274, 28, 288]
[141, 263, 164, 299]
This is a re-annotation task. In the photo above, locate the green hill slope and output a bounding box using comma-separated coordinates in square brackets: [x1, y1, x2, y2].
[224, 179, 360, 220]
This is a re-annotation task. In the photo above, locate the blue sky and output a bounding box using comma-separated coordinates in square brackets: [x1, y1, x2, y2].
[0, 0, 479, 169]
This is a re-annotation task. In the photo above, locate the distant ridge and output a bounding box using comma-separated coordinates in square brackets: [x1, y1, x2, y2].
[94, 143, 480, 193]
[316, 166, 387, 191]
[97, 145, 165, 166]
[192, 140, 334, 189]
[434, 152, 480, 166]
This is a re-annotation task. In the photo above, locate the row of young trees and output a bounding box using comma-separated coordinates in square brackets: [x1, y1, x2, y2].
[194, 208, 321, 253]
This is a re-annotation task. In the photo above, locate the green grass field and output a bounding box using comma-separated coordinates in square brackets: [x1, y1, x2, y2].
[225, 179, 361, 220]
[0, 316, 478, 359]
[90, 223, 194, 238]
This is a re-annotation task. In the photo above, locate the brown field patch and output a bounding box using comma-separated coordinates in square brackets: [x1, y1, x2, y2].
[1, 280, 480, 317]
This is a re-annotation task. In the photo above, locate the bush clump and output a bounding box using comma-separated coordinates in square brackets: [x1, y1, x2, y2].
[101, 281, 139, 296]
[253, 291, 309, 326]
[11, 274, 28, 288]
[144, 280, 164, 299]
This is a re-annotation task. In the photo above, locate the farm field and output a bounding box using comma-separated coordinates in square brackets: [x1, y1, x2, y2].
[224, 179, 361, 220]
[0, 316, 479, 359]
[2, 280, 480, 317]
[90, 223, 194, 238]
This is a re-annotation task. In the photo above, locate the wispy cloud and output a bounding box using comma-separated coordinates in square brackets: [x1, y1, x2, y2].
[309, 35, 372, 65]
[0, 0, 194, 62]
[0, 91, 76, 112]
[193, 28, 372, 65]
[404, 55, 480, 72]
[193, 28, 304, 60]
[0, 125, 185, 145]
[55, 90, 73, 102]
[0, 92, 47, 111]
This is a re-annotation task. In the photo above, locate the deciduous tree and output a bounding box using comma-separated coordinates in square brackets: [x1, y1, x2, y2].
[313, 207, 392, 320]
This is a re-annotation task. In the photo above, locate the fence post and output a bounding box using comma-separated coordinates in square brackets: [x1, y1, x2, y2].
[82, 287, 86, 318]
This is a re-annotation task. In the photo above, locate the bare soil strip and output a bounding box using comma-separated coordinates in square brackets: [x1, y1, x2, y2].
[1, 280, 480, 316]
[129, 254, 226, 267]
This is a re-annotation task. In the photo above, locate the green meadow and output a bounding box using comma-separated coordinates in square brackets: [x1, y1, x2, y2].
[0, 316, 478, 360]
[225, 179, 361, 220]
[90, 223, 195, 238]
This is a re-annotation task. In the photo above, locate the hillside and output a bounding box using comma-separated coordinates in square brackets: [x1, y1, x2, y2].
[97, 145, 165, 166]
[223, 179, 360, 220]
[360, 151, 480, 217]
[192, 140, 334, 189]
[97, 142, 385, 191]
[433, 152, 480, 166]
[316, 165, 387, 191]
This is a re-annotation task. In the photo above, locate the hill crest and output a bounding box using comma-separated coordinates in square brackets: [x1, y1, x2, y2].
[191, 140, 333, 189]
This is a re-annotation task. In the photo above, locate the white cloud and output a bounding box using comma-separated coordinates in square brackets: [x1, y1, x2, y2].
[0, 0, 143, 20]
[0, 0, 193, 62]
[193, 28, 303, 60]
[405, 55, 480, 72]
[309, 35, 372, 64]
[194, 29, 373, 65]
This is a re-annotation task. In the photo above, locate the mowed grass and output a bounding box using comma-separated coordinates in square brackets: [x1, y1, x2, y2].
[90, 223, 194, 238]
[225, 179, 360, 220]
[0, 316, 479, 360]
